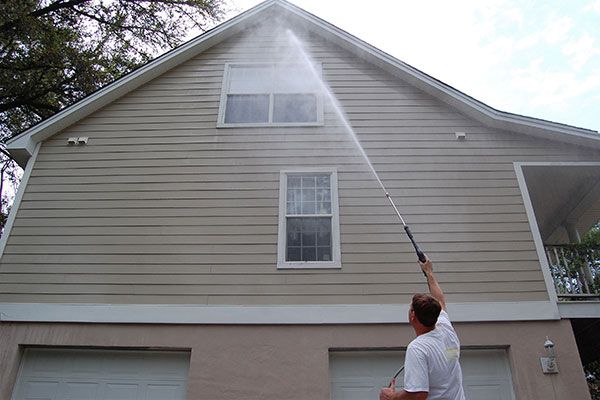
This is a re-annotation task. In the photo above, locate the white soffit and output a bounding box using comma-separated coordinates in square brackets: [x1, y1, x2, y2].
[6, 0, 600, 166]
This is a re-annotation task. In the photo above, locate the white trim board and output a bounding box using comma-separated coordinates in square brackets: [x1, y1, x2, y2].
[558, 302, 600, 318]
[0, 143, 41, 258]
[0, 301, 559, 324]
[513, 162, 561, 314]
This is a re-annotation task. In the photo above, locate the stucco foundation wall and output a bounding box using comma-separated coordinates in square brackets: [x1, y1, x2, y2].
[0, 319, 589, 400]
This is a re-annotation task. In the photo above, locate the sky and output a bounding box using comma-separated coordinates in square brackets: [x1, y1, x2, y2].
[219, 0, 600, 132]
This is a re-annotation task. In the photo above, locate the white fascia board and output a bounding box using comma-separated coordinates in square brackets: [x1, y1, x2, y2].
[0, 301, 558, 324]
[558, 301, 600, 318]
[276, 1, 600, 145]
[0, 143, 41, 258]
[5, 0, 279, 165]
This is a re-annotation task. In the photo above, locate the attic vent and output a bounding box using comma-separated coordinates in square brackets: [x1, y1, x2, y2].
[67, 137, 89, 145]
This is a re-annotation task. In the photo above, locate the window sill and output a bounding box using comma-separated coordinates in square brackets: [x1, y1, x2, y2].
[277, 261, 342, 270]
[217, 121, 324, 128]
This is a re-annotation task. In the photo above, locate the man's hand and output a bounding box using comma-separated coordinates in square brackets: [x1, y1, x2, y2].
[380, 379, 396, 400]
[418, 256, 433, 276]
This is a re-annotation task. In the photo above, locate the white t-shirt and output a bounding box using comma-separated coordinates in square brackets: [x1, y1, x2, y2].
[403, 310, 466, 400]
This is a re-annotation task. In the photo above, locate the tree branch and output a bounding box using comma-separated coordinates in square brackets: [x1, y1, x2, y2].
[0, 0, 91, 33]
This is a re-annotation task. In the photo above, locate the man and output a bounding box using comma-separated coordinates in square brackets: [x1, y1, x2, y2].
[380, 256, 466, 400]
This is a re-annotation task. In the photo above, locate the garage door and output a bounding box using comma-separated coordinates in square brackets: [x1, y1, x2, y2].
[330, 349, 515, 400]
[11, 348, 190, 400]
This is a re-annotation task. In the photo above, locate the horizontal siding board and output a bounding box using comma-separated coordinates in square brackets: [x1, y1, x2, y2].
[8, 222, 531, 236]
[34, 152, 580, 163]
[0, 292, 548, 304]
[17, 195, 525, 210]
[24, 171, 521, 184]
[2, 241, 534, 255]
[14, 204, 526, 218]
[2, 25, 598, 305]
[0, 281, 547, 295]
[5, 231, 534, 246]
[0, 250, 540, 265]
[0, 270, 543, 285]
[32, 162, 519, 173]
[11, 214, 529, 227]
[40, 140, 555, 152]
[0, 260, 543, 274]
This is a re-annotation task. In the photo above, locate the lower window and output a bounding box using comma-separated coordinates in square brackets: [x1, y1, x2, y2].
[278, 169, 341, 269]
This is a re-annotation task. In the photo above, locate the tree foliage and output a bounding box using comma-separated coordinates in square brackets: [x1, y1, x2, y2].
[0, 0, 226, 230]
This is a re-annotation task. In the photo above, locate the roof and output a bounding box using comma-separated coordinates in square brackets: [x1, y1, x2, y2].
[7, 0, 600, 166]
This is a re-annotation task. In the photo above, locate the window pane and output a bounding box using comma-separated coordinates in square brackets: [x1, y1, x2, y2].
[225, 95, 269, 123]
[316, 188, 331, 202]
[318, 201, 331, 214]
[229, 66, 271, 93]
[287, 217, 302, 232]
[302, 176, 316, 188]
[302, 188, 316, 203]
[286, 217, 331, 262]
[287, 247, 301, 261]
[274, 65, 320, 92]
[273, 94, 317, 123]
[287, 231, 301, 247]
[316, 175, 330, 188]
[288, 176, 301, 188]
[317, 229, 331, 246]
[287, 188, 300, 203]
[301, 201, 316, 214]
[302, 232, 316, 246]
[287, 201, 301, 214]
[302, 247, 317, 261]
[317, 247, 331, 261]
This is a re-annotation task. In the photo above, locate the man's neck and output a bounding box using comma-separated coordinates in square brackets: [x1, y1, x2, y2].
[414, 325, 435, 336]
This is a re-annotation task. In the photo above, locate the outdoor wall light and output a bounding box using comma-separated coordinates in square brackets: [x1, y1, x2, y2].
[540, 336, 559, 374]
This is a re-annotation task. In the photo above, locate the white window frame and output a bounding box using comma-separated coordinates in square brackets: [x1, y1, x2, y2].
[217, 62, 324, 128]
[277, 168, 341, 269]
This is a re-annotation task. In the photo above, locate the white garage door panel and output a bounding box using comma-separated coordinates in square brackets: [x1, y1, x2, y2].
[12, 349, 190, 400]
[330, 349, 515, 400]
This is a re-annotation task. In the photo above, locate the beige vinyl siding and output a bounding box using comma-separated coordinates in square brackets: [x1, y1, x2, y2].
[1, 25, 599, 305]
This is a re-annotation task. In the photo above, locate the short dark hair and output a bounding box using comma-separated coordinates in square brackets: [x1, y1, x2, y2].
[411, 293, 441, 327]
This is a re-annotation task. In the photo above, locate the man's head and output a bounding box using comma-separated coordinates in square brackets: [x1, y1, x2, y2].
[409, 293, 441, 330]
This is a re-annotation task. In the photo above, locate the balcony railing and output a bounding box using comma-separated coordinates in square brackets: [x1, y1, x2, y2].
[545, 244, 600, 300]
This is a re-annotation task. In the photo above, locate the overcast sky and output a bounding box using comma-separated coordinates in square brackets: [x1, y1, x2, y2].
[220, 0, 600, 132]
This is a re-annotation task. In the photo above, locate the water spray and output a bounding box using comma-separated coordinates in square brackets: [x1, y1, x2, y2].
[285, 30, 427, 266]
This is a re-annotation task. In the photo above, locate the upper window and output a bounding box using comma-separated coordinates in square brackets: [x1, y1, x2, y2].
[277, 169, 341, 269]
[219, 63, 323, 127]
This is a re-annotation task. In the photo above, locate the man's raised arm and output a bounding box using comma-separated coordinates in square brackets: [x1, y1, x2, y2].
[419, 256, 446, 311]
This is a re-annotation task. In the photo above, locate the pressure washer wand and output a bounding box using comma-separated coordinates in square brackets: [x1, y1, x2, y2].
[388, 365, 405, 387]
[385, 192, 427, 264]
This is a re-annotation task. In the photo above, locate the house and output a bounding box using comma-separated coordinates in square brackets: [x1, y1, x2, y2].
[1, 0, 599, 399]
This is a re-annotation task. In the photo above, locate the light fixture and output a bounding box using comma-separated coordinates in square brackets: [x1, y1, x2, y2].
[455, 131, 466, 140]
[540, 336, 559, 374]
